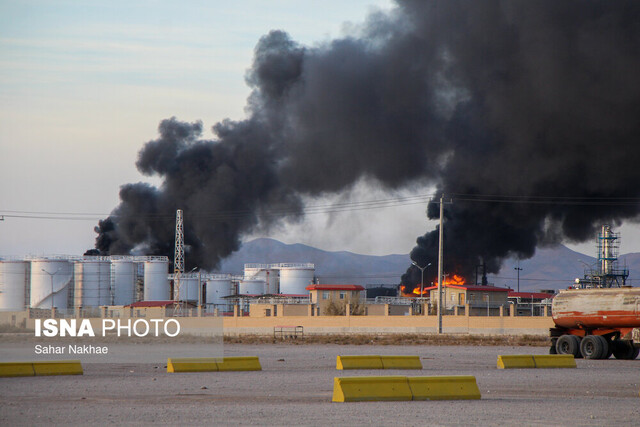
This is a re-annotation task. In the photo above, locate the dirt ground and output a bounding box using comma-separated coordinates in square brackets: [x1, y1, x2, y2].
[0, 343, 638, 426]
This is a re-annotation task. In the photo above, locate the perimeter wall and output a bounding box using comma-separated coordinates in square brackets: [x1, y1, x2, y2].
[0, 307, 554, 336]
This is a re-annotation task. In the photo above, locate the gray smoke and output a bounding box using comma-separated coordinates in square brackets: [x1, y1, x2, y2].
[94, 1, 640, 281]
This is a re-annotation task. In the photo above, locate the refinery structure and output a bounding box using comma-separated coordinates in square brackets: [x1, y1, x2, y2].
[0, 224, 630, 319]
[574, 225, 630, 289]
[0, 255, 317, 313]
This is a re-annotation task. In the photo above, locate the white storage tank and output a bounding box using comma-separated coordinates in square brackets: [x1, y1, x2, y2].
[74, 259, 111, 307]
[0, 261, 28, 311]
[111, 260, 137, 306]
[279, 264, 315, 295]
[205, 275, 233, 306]
[243, 265, 279, 294]
[176, 275, 200, 302]
[143, 259, 169, 301]
[238, 279, 265, 295]
[30, 259, 73, 309]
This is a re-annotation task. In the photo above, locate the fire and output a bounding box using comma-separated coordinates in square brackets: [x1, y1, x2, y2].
[437, 274, 466, 287]
[401, 274, 466, 298]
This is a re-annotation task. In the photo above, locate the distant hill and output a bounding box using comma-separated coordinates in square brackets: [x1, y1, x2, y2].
[216, 238, 409, 286]
[215, 238, 640, 292]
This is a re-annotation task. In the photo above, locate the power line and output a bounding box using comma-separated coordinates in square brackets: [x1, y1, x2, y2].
[451, 193, 640, 206]
[4, 192, 639, 222]
[0, 193, 437, 222]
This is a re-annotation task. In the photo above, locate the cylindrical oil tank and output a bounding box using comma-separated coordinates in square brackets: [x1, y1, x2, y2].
[205, 275, 233, 305]
[112, 260, 136, 306]
[30, 259, 73, 309]
[74, 260, 111, 307]
[243, 266, 279, 294]
[176, 275, 200, 302]
[552, 288, 640, 329]
[238, 279, 265, 295]
[278, 265, 315, 295]
[263, 269, 279, 294]
[143, 260, 169, 301]
[0, 261, 28, 311]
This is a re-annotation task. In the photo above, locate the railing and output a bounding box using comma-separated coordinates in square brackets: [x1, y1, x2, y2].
[371, 296, 421, 305]
[249, 297, 310, 304]
[244, 263, 315, 270]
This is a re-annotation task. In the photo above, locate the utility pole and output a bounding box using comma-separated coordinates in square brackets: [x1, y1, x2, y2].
[437, 195, 444, 334]
[514, 262, 523, 293]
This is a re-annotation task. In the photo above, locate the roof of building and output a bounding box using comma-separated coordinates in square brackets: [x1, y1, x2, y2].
[508, 291, 555, 299]
[305, 284, 365, 291]
[423, 284, 510, 292]
[126, 300, 176, 308]
[222, 293, 309, 299]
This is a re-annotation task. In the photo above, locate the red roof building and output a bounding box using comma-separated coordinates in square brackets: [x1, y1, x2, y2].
[508, 291, 555, 300]
[424, 283, 510, 315]
[305, 284, 365, 314]
[126, 300, 176, 308]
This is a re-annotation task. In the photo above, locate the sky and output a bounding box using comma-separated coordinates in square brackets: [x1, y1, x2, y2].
[1, 0, 639, 259]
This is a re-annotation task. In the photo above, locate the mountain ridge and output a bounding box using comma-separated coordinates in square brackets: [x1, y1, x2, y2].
[215, 237, 640, 291]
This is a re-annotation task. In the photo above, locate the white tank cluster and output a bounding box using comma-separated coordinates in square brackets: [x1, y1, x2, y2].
[242, 263, 315, 296]
[0, 255, 170, 311]
[0, 257, 315, 311]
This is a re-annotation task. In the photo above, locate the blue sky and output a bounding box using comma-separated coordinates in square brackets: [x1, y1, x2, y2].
[0, 0, 637, 258]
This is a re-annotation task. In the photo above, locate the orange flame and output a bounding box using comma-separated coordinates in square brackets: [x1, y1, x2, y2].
[401, 274, 466, 297]
[436, 274, 466, 287]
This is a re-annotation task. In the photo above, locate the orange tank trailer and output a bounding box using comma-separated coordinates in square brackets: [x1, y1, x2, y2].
[550, 288, 640, 360]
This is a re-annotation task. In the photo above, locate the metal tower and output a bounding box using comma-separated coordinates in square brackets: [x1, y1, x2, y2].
[596, 225, 628, 287]
[577, 225, 629, 288]
[174, 209, 184, 303]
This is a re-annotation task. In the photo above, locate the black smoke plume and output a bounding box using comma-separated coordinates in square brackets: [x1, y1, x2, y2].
[94, 1, 640, 282]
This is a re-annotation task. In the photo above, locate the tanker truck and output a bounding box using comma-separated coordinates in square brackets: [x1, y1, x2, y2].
[550, 287, 640, 360]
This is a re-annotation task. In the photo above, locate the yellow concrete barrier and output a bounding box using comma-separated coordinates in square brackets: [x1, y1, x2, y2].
[167, 356, 261, 372]
[336, 355, 384, 370]
[532, 355, 576, 369]
[167, 358, 219, 373]
[0, 362, 36, 377]
[408, 376, 481, 400]
[497, 354, 576, 369]
[497, 355, 536, 369]
[332, 376, 413, 402]
[31, 360, 83, 376]
[380, 356, 422, 370]
[216, 356, 262, 371]
[332, 375, 482, 402]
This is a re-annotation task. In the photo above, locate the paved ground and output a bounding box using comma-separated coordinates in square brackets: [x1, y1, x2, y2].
[0, 343, 638, 426]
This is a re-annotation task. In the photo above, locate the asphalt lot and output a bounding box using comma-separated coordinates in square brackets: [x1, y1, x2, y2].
[1, 343, 638, 426]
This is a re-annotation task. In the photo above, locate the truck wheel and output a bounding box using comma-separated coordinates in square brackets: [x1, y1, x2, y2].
[572, 335, 583, 358]
[594, 335, 609, 359]
[580, 335, 605, 359]
[612, 340, 636, 360]
[556, 335, 580, 357]
[604, 337, 613, 359]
